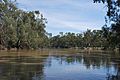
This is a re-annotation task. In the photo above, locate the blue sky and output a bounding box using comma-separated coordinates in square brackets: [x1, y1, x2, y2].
[16, 0, 106, 35]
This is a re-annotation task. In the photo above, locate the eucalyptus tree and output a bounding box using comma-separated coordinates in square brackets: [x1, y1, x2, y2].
[64, 32, 78, 48]
[0, 0, 18, 49]
[0, 0, 47, 50]
[92, 30, 103, 47]
[15, 10, 47, 49]
[94, 0, 120, 50]
[83, 29, 93, 47]
[75, 33, 83, 48]
[50, 35, 61, 48]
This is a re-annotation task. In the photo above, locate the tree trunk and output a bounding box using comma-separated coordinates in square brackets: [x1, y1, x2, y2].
[16, 40, 20, 50]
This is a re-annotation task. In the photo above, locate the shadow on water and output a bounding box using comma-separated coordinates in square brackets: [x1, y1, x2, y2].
[0, 56, 46, 80]
[0, 50, 120, 80]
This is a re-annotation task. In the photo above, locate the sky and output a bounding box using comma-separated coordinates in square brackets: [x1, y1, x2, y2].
[16, 0, 106, 35]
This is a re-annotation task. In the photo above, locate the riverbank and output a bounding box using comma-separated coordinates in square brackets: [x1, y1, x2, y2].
[0, 48, 118, 55]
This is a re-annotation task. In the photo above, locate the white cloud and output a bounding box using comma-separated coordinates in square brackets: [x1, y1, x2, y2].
[16, 0, 106, 35]
[45, 13, 103, 32]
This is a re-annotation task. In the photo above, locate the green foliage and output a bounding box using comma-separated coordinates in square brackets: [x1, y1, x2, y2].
[94, 0, 120, 50]
[1, 0, 120, 50]
[50, 30, 106, 49]
[0, 0, 47, 50]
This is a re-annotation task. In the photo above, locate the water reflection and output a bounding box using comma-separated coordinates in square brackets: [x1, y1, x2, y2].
[0, 56, 47, 80]
[45, 54, 120, 80]
[0, 51, 119, 80]
[0, 64, 44, 80]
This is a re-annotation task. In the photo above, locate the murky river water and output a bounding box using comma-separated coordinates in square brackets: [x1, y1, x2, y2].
[0, 49, 120, 80]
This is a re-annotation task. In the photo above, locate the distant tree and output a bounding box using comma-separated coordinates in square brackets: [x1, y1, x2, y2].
[83, 29, 93, 47]
[59, 32, 63, 36]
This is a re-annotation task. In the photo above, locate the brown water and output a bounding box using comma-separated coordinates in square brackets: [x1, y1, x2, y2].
[0, 49, 120, 80]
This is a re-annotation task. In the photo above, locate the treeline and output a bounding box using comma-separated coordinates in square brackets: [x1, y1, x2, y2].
[0, 0, 120, 51]
[0, 0, 48, 50]
[49, 25, 120, 50]
[49, 30, 108, 49]
[49, 26, 120, 50]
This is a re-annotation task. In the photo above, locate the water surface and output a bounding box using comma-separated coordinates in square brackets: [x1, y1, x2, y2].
[0, 50, 120, 80]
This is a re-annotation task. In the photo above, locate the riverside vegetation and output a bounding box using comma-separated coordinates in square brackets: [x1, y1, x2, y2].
[0, 0, 120, 51]
[1, 0, 120, 80]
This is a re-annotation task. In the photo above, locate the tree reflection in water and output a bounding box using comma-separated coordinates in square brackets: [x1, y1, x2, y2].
[106, 64, 120, 80]
[50, 54, 120, 80]
[0, 53, 119, 80]
[0, 56, 47, 80]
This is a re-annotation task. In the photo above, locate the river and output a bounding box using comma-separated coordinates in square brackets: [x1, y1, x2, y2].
[0, 49, 119, 80]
